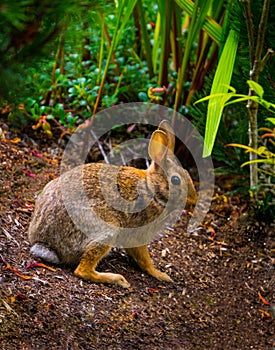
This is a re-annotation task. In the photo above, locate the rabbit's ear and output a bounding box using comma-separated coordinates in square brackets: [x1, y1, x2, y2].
[158, 120, 175, 152]
[148, 130, 169, 164]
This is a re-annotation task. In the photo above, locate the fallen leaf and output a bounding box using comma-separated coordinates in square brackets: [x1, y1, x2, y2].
[26, 262, 56, 272]
[148, 288, 159, 296]
[129, 311, 138, 320]
[45, 303, 55, 310]
[206, 226, 217, 239]
[1, 258, 34, 280]
[22, 168, 36, 178]
[11, 294, 28, 303]
[161, 248, 170, 258]
[10, 137, 21, 144]
[259, 309, 271, 318]
[13, 269, 34, 280]
[258, 291, 270, 306]
[29, 150, 43, 158]
[43, 157, 58, 164]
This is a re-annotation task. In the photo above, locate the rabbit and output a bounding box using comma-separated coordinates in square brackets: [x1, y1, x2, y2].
[28, 120, 197, 288]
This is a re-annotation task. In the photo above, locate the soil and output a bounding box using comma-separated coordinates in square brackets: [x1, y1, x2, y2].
[0, 121, 274, 350]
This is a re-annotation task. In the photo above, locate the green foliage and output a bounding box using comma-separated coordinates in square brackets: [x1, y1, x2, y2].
[229, 116, 275, 178]
[196, 80, 275, 112]
[190, 86, 249, 173]
[195, 29, 240, 157]
[196, 80, 275, 165]
[1, 0, 233, 116]
[174, 0, 222, 111]
[1, 0, 274, 178]
[198, 80, 275, 216]
[3, 0, 158, 129]
[0, 0, 102, 101]
[175, 0, 222, 43]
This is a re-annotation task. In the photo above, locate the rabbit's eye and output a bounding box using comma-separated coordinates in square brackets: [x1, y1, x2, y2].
[171, 175, 181, 186]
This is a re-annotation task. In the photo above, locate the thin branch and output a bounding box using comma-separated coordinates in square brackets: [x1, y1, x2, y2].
[260, 48, 274, 72]
[243, 0, 254, 66]
[2, 227, 20, 247]
[252, 0, 270, 77]
[90, 129, 110, 164]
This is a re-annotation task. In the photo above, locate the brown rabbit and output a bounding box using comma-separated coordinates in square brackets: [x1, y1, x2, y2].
[28, 120, 197, 288]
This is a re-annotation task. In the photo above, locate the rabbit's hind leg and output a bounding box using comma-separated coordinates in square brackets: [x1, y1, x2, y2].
[125, 245, 173, 282]
[74, 244, 130, 288]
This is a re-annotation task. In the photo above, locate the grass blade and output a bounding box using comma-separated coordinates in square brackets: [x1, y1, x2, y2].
[174, 0, 213, 111]
[93, 0, 138, 115]
[202, 28, 239, 157]
[175, 0, 222, 43]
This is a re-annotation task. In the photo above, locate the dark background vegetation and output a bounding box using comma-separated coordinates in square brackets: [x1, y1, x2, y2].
[1, 1, 274, 197]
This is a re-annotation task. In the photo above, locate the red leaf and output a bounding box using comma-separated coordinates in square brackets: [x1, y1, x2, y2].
[22, 168, 36, 178]
[14, 293, 28, 301]
[148, 288, 159, 296]
[29, 150, 43, 158]
[1, 258, 34, 279]
[26, 262, 56, 272]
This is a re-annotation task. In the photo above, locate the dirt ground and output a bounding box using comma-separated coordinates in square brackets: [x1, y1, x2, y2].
[0, 121, 274, 350]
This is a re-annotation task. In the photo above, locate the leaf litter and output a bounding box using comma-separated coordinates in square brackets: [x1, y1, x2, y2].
[0, 121, 274, 349]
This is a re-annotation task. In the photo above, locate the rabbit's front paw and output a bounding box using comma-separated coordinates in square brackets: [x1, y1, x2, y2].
[74, 265, 130, 288]
[99, 272, 130, 288]
[112, 274, 130, 288]
[153, 270, 173, 283]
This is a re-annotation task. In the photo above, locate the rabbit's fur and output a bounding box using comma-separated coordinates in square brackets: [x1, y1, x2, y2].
[28, 121, 197, 288]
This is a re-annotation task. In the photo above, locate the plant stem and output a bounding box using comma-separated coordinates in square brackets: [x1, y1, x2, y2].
[245, 0, 270, 190]
[157, 0, 172, 88]
[44, 33, 65, 105]
[171, 3, 183, 72]
[135, 0, 154, 78]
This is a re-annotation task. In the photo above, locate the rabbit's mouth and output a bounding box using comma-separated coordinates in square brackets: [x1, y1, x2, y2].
[154, 197, 166, 208]
[151, 185, 168, 209]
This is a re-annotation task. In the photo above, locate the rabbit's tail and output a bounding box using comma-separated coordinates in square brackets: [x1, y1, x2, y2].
[30, 243, 60, 264]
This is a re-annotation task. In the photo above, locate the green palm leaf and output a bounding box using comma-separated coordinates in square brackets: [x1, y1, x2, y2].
[200, 29, 240, 157]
